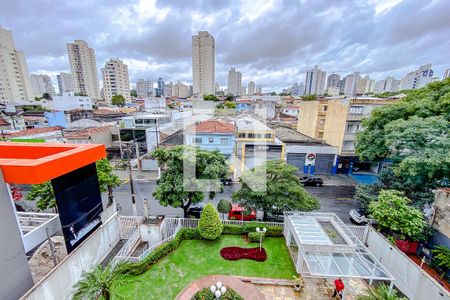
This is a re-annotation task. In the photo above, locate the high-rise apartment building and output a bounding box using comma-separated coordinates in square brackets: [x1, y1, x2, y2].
[240, 86, 246, 96]
[247, 81, 255, 95]
[173, 82, 188, 98]
[256, 85, 263, 93]
[355, 75, 372, 95]
[227, 68, 242, 96]
[164, 82, 173, 97]
[0, 27, 33, 103]
[374, 77, 400, 93]
[157, 77, 164, 97]
[343, 72, 360, 96]
[400, 64, 434, 90]
[444, 68, 450, 80]
[57, 72, 74, 95]
[30, 74, 54, 97]
[101, 58, 130, 104]
[192, 31, 215, 96]
[305, 66, 327, 95]
[67, 40, 100, 99]
[326, 73, 340, 89]
[136, 79, 153, 97]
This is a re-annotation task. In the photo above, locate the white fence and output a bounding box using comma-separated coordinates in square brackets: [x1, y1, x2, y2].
[347, 225, 369, 244]
[21, 211, 121, 300]
[118, 216, 143, 239]
[366, 228, 450, 300]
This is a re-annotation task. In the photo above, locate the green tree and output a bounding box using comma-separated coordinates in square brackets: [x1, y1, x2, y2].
[42, 92, 52, 100]
[216, 101, 237, 109]
[232, 160, 319, 220]
[432, 246, 450, 270]
[225, 94, 235, 101]
[217, 198, 232, 219]
[203, 94, 219, 101]
[358, 284, 407, 300]
[111, 94, 126, 107]
[72, 264, 121, 300]
[96, 159, 120, 206]
[151, 145, 228, 217]
[270, 91, 277, 96]
[302, 94, 316, 101]
[198, 203, 223, 240]
[27, 159, 119, 210]
[26, 181, 55, 211]
[130, 90, 138, 97]
[369, 190, 426, 241]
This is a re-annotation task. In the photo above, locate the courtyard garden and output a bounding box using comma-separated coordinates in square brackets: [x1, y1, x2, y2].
[110, 234, 295, 299]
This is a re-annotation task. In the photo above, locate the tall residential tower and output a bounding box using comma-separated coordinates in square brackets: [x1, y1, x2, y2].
[0, 28, 33, 103]
[192, 31, 215, 96]
[305, 65, 326, 95]
[66, 40, 100, 99]
[227, 68, 242, 96]
[101, 58, 130, 104]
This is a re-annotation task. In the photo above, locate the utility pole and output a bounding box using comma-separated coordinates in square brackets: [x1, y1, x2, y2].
[128, 161, 137, 216]
[45, 227, 58, 266]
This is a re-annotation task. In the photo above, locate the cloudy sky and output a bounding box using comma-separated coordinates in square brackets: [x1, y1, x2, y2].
[1, 0, 449, 92]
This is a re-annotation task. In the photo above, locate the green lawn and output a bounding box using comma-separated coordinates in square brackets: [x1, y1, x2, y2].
[112, 235, 296, 299]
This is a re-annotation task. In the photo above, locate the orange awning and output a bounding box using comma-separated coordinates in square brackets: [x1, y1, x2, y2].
[0, 142, 106, 184]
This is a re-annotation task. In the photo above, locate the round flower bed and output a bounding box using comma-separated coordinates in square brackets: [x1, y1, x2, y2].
[192, 287, 243, 300]
[220, 246, 267, 261]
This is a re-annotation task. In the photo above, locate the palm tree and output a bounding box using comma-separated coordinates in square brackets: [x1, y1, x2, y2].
[72, 264, 119, 300]
[358, 284, 407, 300]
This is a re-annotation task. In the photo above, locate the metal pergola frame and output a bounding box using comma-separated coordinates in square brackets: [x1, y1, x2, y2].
[284, 212, 395, 293]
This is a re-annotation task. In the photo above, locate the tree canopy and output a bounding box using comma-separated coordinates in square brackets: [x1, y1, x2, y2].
[151, 145, 228, 217]
[302, 94, 316, 101]
[111, 94, 126, 107]
[203, 94, 219, 101]
[232, 160, 319, 220]
[355, 79, 450, 208]
[216, 101, 236, 109]
[369, 190, 427, 241]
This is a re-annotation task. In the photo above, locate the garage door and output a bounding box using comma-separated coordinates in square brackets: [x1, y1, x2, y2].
[287, 153, 306, 174]
[315, 154, 335, 174]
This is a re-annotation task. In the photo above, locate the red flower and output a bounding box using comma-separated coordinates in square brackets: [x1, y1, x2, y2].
[220, 247, 267, 262]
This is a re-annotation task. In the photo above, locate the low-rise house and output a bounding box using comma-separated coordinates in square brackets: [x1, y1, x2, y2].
[274, 125, 338, 175]
[64, 126, 113, 147]
[185, 120, 235, 159]
[5, 126, 64, 142]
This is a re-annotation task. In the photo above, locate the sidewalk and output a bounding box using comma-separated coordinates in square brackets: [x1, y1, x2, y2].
[321, 174, 356, 186]
[113, 169, 159, 182]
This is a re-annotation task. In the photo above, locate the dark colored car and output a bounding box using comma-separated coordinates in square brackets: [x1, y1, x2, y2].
[299, 176, 324, 186]
[187, 203, 204, 218]
[221, 178, 232, 186]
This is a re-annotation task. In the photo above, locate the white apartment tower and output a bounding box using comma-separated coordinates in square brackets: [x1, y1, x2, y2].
[0, 28, 33, 103]
[30, 74, 54, 97]
[227, 68, 242, 96]
[136, 79, 153, 97]
[173, 82, 188, 98]
[101, 58, 130, 104]
[57, 72, 74, 95]
[444, 68, 450, 80]
[67, 40, 101, 99]
[400, 64, 434, 90]
[192, 31, 215, 96]
[248, 81, 255, 95]
[343, 72, 360, 96]
[305, 65, 326, 95]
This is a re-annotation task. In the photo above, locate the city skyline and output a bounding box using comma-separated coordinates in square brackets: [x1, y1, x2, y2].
[1, 0, 450, 92]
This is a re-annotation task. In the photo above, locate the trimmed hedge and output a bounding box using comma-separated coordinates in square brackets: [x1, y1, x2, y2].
[198, 203, 223, 240]
[192, 287, 244, 300]
[115, 224, 282, 276]
[248, 231, 264, 243]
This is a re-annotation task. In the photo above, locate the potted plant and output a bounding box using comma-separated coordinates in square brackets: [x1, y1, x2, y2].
[292, 275, 304, 292]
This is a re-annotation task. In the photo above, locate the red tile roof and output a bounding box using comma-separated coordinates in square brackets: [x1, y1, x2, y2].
[6, 126, 63, 138]
[65, 126, 112, 139]
[187, 120, 235, 134]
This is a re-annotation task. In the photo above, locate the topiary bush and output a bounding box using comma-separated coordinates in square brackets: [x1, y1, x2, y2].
[223, 224, 244, 235]
[217, 199, 232, 218]
[198, 203, 223, 240]
[192, 287, 243, 300]
[248, 231, 264, 243]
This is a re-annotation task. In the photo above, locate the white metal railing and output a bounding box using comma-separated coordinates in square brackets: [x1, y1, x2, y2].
[347, 225, 369, 243]
[119, 216, 143, 239]
[115, 227, 140, 258]
[138, 235, 176, 261]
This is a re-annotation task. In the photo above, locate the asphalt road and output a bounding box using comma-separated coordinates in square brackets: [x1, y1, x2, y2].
[17, 181, 359, 223]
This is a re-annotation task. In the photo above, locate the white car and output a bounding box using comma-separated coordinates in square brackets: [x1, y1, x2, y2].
[349, 209, 369, 225]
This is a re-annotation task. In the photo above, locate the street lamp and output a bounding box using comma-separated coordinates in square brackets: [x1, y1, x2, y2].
[256, 227, 267, 251]
[210, 281, 227, 299]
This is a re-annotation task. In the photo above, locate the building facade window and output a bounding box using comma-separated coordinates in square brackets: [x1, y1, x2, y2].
[349, 106, 363, 114]
[220, 138, 229, 144]
[193, 137, 202, 144]
[209, 137, 214, 143]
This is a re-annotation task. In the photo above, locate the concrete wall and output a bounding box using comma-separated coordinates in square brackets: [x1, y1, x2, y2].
[323, 100, 349, 153]
[297, 101, 319, 138]
[366, 228, 449, 300]
[431, 189, 450, 238]
[21, 208, 120, 300]
[0, 172, 34, 300]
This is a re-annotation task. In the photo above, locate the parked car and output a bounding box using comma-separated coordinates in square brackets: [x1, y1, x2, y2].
[187, 203, 204, 218]
[266, 212, 285, 222]
[228, 204, 257, 221]
[221, 178, 232, 186]
[299, 176, 324, 186]
[349, 209, 369, 225]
